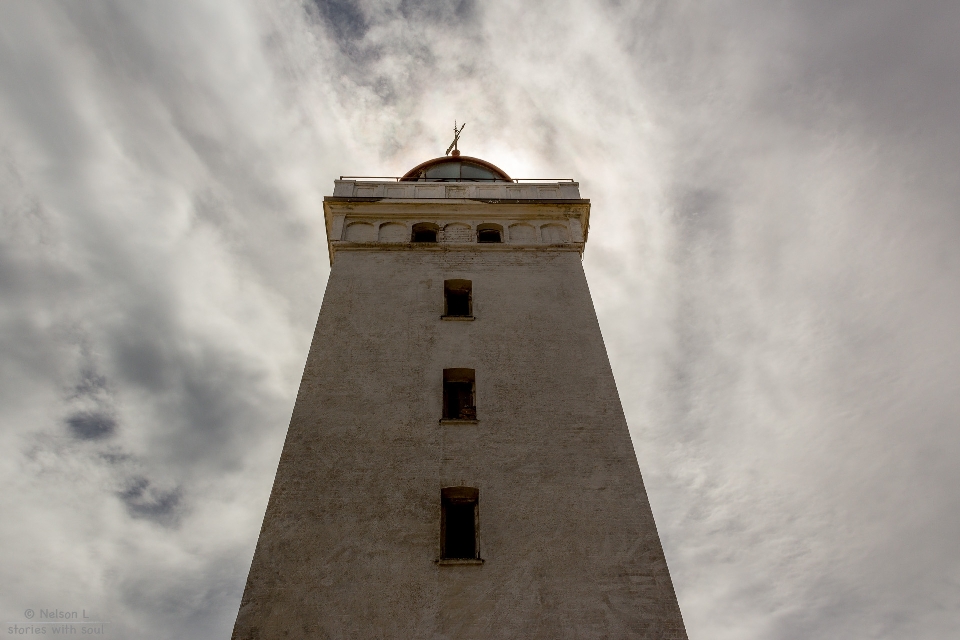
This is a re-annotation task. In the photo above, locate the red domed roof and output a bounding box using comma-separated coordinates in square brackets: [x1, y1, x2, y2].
[401, 156, 512, 182]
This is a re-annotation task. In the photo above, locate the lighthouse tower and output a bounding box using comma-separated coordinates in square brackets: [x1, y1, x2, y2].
[232, 153, 688, 639]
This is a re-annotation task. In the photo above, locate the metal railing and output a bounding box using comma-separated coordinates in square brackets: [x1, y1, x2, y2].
[338, 176, 576, 183]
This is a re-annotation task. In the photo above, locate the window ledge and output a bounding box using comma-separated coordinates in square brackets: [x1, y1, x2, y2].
[439, 419, 479, 426]
[436, 558, 484, 566]
[440, 315, 475, 321]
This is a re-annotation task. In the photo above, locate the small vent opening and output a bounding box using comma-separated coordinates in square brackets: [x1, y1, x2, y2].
[444, 280, 472, 317]
[443, 368, 476, 420]
[412, 223, 439, 243]
[441, 487, 479, 559]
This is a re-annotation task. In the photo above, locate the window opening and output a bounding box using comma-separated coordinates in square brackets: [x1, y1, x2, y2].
[477, 223, 503, 243]
[459, 163, 499, 181]
[441, 487, 479, 559]
[444, 280, 472, 317]
[443, 368, 476, 420]
[412, 223, 439, 243]
[424, 163, 461, 180]
[406, 161, 508, 182]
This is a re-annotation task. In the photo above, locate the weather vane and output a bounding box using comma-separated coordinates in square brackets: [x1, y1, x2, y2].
[445, 121, 465, 157]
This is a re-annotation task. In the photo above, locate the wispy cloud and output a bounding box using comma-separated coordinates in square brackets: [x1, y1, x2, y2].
[0, 1, 957, 638]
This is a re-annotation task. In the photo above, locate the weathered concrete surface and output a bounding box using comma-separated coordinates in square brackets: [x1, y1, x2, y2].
[331, 179, 583, 200]
[233, 240, 687, 639]
[322, 197, 590, 265]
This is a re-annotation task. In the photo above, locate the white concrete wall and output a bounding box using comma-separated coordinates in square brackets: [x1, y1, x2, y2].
[233, 247, 688, 639]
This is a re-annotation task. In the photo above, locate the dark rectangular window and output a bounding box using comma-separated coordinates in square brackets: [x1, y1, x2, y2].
[441, 487, 479, 559]
[477, 225, 502, 243]
[443, 368, 475, 420]
[412, 223, 439, 242]
[444, 279, 472, 317]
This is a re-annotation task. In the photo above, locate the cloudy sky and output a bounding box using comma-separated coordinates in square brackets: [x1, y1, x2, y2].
[2, 1, 959, 638]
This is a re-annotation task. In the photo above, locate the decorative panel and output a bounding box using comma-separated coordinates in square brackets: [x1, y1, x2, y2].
[441, 223, 473, 243]
[378, 222, 408, 243]
[344, 222, 376, 242]
[508, 223, 537, 243]
[540, 223, 570, 244]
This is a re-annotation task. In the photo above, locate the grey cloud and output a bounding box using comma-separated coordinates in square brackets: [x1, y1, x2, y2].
[71, 366, 109, 398]
[66, 411, 117, 440]
[308, 0, 370, 47]
[1, 1, 958, 639]
[118, 476, 182, 525]
[397, 0, 477, 25]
